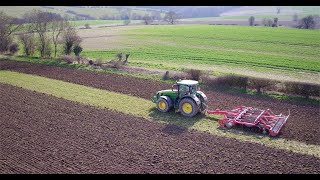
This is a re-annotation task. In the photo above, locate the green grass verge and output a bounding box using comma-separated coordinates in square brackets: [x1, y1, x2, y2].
[0, 70, 319, 158]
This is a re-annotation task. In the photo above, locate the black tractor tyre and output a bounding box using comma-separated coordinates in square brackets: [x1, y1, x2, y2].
[179, 98, 199, 117]
[156, 98, 171, 113]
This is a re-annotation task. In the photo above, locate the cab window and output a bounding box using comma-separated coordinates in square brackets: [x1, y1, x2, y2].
[179, 84, 188, 93]
[190, 85, 197, 94]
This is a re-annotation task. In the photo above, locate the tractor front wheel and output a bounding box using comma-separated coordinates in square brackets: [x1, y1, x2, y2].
[156, 98, 170, 113]
[179, 98, 199, 117]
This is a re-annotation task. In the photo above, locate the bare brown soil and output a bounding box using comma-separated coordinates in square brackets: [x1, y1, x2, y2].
[0, 60, 319, 145]
[1, 83, 319, 174]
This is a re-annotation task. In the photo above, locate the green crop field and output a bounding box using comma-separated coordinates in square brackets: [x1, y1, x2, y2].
[81, 25, 320, 77]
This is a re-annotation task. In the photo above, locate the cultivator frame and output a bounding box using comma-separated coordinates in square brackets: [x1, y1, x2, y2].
[207, 106, 290, 136]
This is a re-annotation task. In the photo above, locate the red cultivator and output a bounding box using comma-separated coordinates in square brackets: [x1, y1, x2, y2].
[207, 106, 290, 136]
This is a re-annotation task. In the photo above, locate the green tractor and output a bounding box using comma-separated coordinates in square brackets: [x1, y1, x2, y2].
[151, 80, 208, 117]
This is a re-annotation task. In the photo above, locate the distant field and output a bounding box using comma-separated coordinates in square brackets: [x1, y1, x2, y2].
[220, 6, 320, 17]
[181, 14, 294, 21]
[0, 6, 162, 19]
[72, 20, 142, 27]
[81, 25, 320, 76]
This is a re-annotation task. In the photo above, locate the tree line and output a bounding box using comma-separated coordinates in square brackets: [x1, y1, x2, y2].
[142, 11, 180, 25]
[0, 10, 83, 58]
[248, 14, 320, 29]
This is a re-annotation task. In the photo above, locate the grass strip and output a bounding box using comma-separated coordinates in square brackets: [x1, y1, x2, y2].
[0, 70, 319, 158]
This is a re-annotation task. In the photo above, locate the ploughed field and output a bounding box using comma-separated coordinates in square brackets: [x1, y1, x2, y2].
[1, 60, 319, 146]
[1, 60, 320, 173]
[1, 84, 320, 174]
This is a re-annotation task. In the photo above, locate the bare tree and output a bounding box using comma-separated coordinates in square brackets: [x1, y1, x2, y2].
[276, 8, 281, 14]
[62, 22, 82, 55]
[38, 35, 52, 58]
[164, 11, 179, 25]
[25, 10, 58, 57]
[267, 19, 273, 26]
[272, 17, 279, 27]
[248, 16, 255, 26]
[50, 15, 66, 58]
[0, 11, 23, 53]
[142, 15, 153, 25]
[262, 18, 267, 26]
[299, 15, 316, 29]
[293, 13, 299, 23]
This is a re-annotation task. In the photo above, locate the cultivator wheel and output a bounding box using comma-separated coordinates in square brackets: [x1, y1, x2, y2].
[218, 118, 227, 128]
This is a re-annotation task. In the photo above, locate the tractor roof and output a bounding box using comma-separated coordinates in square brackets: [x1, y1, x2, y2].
[177, 80, 198, 85]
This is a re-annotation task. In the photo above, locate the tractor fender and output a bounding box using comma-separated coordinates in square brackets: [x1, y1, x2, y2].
[160, 96, 173, 108]
[197, 91, 208, 102]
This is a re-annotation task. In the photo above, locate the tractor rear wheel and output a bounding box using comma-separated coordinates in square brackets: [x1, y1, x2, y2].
[156, 98, 170, 113]
[179, 98, 199, 117]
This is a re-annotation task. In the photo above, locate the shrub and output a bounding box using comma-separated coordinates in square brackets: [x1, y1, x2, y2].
[95, 59, 102, 66]
[249, 16, 255, 26]
[283, 81, 320, 98]
[62, 25, 82, 55]
[248, 77, 277, 94]
[212, 74, 248, 90]
[123, 53, 130, 64]
[73, 44, 83, 56]
[201, 75, 215, 85]
[170, 72, 188, 81]
[162, 71, 170, 80]
[125, 53, 130, 60]
[117, 52, 122, 60]
[185, 69, 202, 81]
[123, 20, 131, 25]
[110, 60, 122, 69]
[78, 57, 90, 65]
[9, 43, 19, 55]
[60, 55, 75, 64]
[299, 15, 316, 29]
[84, 23, 91, 29]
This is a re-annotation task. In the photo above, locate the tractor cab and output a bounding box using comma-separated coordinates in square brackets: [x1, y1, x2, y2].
[151, 79, 208, 117]
[175, 80, 199, 97]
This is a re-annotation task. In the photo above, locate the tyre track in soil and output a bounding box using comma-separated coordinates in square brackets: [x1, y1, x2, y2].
[0, 60, 319, 145]
[0, 83, 319, 174]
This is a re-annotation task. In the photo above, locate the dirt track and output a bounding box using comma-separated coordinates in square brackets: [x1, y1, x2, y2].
[1, 83, 319, 174]
[1, 60, 319, 145]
